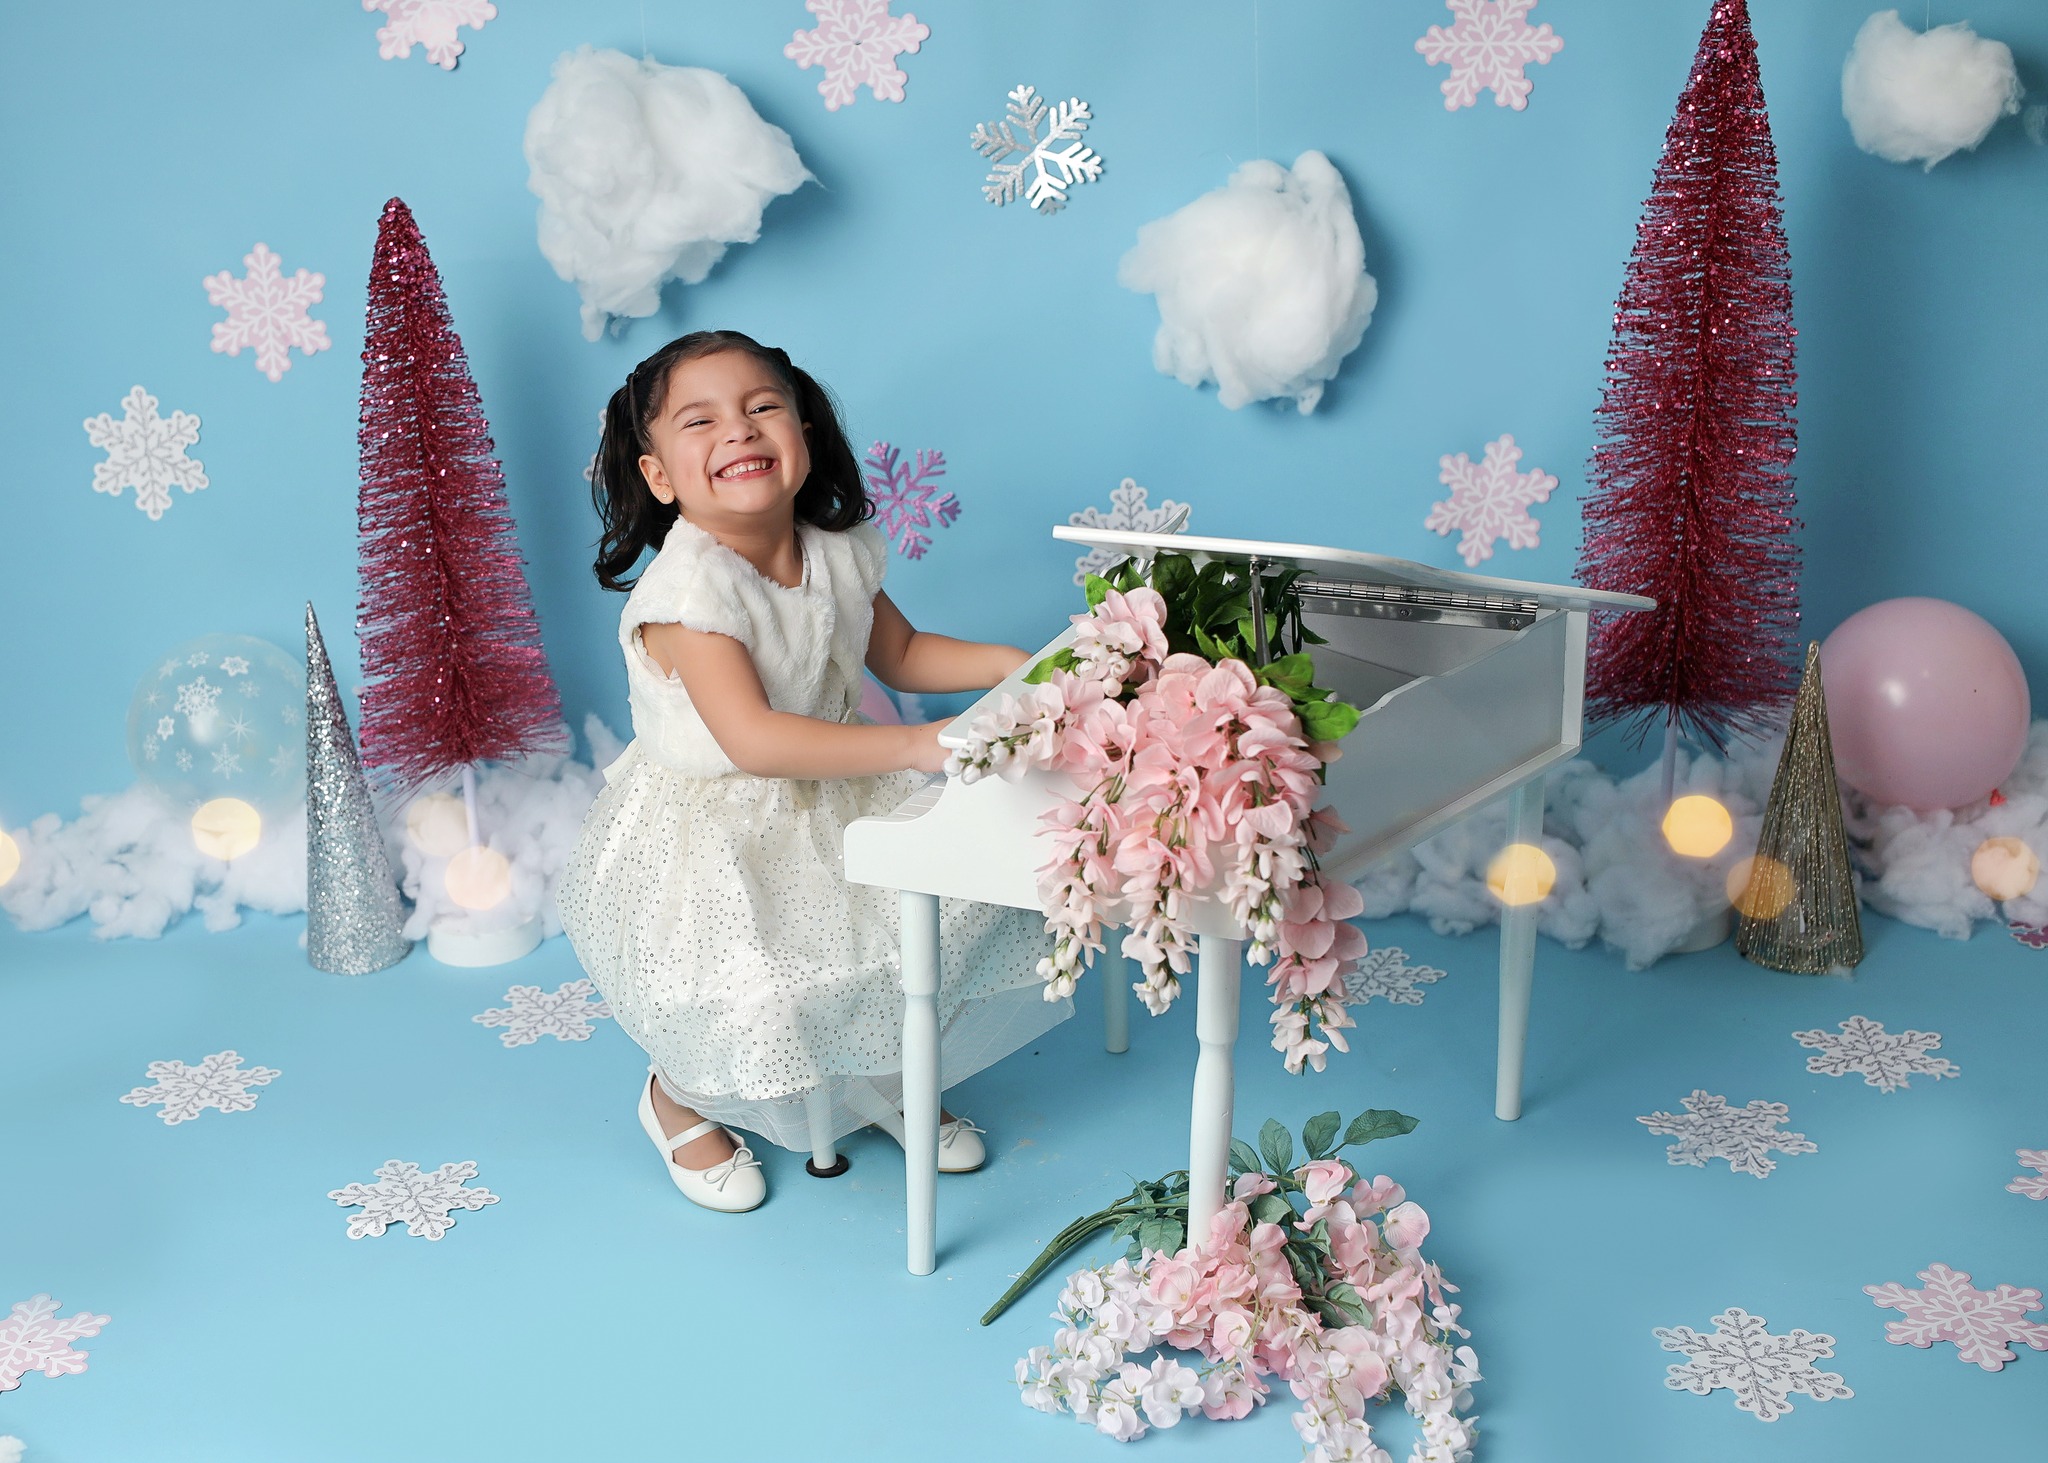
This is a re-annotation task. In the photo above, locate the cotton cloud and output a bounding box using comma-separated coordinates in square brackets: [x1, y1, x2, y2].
[1842, 10, 2022, 170]
[523, 48, 812, 340]
[1117, 149, 1377, 414]
[2, 718, 620, 945]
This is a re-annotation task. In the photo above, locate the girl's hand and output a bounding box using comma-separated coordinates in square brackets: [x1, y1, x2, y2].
[905, 721, 953, 775]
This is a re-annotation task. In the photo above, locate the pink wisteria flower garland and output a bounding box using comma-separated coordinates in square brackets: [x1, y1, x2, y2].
[1006, 1112, 1480, 1461]
[946, 558, 1365, 1072]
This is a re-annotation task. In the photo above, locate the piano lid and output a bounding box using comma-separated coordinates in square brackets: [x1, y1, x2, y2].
[1052, 526, 1655, 617]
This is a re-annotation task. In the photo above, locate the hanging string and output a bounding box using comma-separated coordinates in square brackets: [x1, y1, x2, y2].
[1253, 0, 1263, 157]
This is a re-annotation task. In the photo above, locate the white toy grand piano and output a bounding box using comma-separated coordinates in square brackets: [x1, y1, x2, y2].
[846, 526, 1653, 1274]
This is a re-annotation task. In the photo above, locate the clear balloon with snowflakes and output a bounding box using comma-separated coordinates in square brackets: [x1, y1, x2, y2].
[126, 635, 306, 812]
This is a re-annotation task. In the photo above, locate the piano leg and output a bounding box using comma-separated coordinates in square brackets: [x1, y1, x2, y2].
[1104, 946, 1130, 1055]
[1188, 933, 1242, 1240]
[1494, 778, 1546, 1122]
[901, 890, 942, 1275]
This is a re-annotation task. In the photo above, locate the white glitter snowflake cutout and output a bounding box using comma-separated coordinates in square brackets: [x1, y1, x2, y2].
[1424, 433, 1555, 568]
[1653, 1309, 1852, 1422]
[2009, 1150, 2048, 1200]
[119, 1050, 279, 1125]
[1792, 1015, 1957, 1093]
[328, 1159, 499, 1240]
[1067, 478, 1191, 585]
[474, 979, 613, 1047]
[83, 386, 207, 521]
[785, 0, 928, 111]
[1866, 1263, 2048, 1372]
[1638, 1090, 1816, 1178]
[1342, 946, 1448, 1007]
[0, 1295, 110, 1393]
[1416, 0, 1563, 112]
[203, 243, 331, 382]
[971, 84, 1104, 214]
[864, 441, 959, 559]
[364, 0, 496, 70]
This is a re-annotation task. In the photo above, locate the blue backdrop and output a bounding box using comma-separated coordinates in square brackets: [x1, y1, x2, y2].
[5, 0, 2045, 823]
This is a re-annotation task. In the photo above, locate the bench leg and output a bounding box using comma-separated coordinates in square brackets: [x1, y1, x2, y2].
[803, 1086, 847, 1177]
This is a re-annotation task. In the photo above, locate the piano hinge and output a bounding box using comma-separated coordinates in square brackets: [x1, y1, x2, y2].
[1295, 578, 1541, 632]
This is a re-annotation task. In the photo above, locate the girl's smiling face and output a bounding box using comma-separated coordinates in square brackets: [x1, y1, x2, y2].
[637, 349, 812, 532]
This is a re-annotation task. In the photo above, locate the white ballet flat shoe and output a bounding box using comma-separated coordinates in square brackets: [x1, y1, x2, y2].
[636, 1077, 766, 1213]
[872, 1107, 988, 1173]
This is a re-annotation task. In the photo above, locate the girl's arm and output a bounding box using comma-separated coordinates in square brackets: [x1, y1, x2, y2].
[866, 590, 1030, 693]
[640, 622, 951, 777]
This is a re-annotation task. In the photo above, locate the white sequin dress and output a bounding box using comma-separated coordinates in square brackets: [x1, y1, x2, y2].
[556, 515, 1066, 1152]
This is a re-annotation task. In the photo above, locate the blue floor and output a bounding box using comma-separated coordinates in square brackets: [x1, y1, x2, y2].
[3, 905, 2043, 1461]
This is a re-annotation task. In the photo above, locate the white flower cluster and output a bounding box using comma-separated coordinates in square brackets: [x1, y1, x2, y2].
[1015, 1256, 1216, 1440]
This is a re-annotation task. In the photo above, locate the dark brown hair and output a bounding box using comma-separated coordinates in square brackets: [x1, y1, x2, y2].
[590, 330, 869, 591]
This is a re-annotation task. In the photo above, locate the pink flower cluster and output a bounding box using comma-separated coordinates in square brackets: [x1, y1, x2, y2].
[947, 585, 1364, 1071]
[1015, 1162, 1479, 1461]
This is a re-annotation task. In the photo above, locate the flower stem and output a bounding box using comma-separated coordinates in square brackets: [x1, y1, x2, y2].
[980, 1196, 1187, 1326]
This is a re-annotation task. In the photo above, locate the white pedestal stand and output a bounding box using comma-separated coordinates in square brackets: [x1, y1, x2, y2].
[426, 914, 542, 968]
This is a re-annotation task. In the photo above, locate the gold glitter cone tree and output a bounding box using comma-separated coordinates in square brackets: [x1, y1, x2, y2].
[306, 603, 411, 975]
[1736, 642, 1864, 973]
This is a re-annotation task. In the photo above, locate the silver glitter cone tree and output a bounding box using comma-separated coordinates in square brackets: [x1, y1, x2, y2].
[306, 603, 411, 974]
[1735, 642, 1864, 974]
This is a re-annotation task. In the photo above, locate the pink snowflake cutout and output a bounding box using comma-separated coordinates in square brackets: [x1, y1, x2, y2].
[2010, 921, 2048, 948]
[864, 441, 959, 559]
[2010, 1151, 2048, 1201]
[1424, 432, 1556, 567]
[1865, 1263, 2048, 1371]
[0, 1295, 110, 1392]
[364, 0, 496, 70]
[785, 0, 929, 111]
[203, 244, 331, 383]
[1416, 0, 1563, 112]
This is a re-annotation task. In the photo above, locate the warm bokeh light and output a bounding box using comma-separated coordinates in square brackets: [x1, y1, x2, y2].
[190, 798, 263, 861]
[1970, 836, 2040, 903]
[0, 829, 19, 887]
[1486, 842, 1557, 907]
[444, 845, 512, 911]
[1726, 854, 1796, 920]
[1662, 794, 1734, 858]
[405, 792, 471, 857]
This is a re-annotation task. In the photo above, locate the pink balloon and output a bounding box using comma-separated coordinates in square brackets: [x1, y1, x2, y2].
[857, 676, 902, 725]
[1818, 597, 2030, 811]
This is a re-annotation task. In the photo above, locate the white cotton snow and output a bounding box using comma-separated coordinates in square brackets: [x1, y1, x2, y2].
[1845, 719, 2048, 937]
[1, 717, 621, 944]
[1356, 718, 2048, 966]
[523, 47, 812, 340]
[1842, 10, 2023, 170]
[1117, 150, 1377, 415]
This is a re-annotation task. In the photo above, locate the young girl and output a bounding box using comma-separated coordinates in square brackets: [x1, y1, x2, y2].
[556, 330, 1066, 1214]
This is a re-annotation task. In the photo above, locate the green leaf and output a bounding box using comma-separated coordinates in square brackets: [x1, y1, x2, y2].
[1259, 653, 1315, 694]
[1341, 1108, 1419, 1150]
[1301, 1110, 1341, 1160]
[1193, 624, 1231, 662]
[1023, 648, 1076, 685]
[1258, 1118, 1294, 1174]
[1229, 1138, 1263, 1175]
[1325, 1282, 1367, 1326]
[1137, 1216, 1183, 1257]
[1299, 699, 1362, 742]
[1083, 573, 1114, 610]
[1307, 1295, 1352, 1330]
[1248, 1192, 1295, 1228]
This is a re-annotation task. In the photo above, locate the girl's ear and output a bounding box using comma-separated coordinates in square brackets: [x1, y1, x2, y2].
[639, 452, 674, 504]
